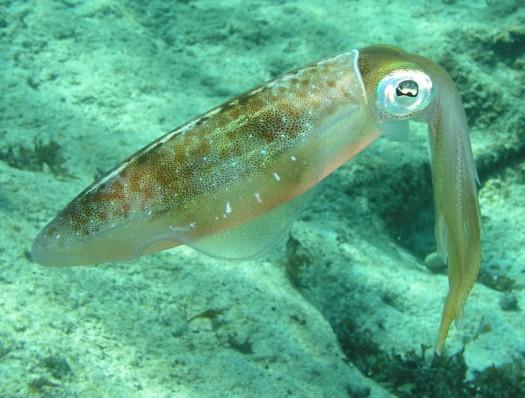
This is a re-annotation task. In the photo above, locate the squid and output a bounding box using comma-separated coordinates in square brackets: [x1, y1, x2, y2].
[32, 45, 481, 353]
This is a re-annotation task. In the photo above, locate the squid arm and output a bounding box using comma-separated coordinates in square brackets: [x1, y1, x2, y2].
[427, 68, 481, 354]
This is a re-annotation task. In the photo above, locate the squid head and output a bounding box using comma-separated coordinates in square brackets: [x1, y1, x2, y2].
[358, 46, 481, 354]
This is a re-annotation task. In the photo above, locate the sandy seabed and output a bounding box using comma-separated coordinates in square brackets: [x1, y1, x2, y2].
[1, 1, 524, 397]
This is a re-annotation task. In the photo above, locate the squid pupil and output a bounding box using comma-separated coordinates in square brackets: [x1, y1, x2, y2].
[396, 80, 418, 97]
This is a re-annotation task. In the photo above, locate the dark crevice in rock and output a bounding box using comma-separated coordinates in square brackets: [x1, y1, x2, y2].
[345, 161, 435, 260]
[334, 318, 525, 398]
[476, 132, 525, 184]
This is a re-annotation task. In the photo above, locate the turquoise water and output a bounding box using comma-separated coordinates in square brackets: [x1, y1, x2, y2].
[1, 1, 524, 397]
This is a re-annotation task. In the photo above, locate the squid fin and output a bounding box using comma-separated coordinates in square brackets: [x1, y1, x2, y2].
[179, 188, 316, 260]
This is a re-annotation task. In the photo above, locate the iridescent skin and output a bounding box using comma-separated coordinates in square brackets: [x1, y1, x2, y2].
[32, 46, 481, 354]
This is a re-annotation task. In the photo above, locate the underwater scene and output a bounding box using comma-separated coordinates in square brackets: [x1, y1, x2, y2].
[1, 0, 524, 397]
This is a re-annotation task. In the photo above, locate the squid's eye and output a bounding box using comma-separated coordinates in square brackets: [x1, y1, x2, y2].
[376, 70, 434, 116]
[396, 80, 418, 97]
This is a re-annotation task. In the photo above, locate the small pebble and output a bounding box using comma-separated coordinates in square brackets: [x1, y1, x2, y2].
[424, 252, 446, 273]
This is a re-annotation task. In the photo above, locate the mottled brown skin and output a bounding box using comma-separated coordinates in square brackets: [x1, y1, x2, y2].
[33, 51, 372, 265]
[66, 58, 355, 233]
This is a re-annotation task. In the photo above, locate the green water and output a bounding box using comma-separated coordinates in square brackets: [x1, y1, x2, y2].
[1, 1, 524, 397]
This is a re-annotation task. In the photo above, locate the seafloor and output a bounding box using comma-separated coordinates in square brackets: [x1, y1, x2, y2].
[1, 0, 524, 397]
